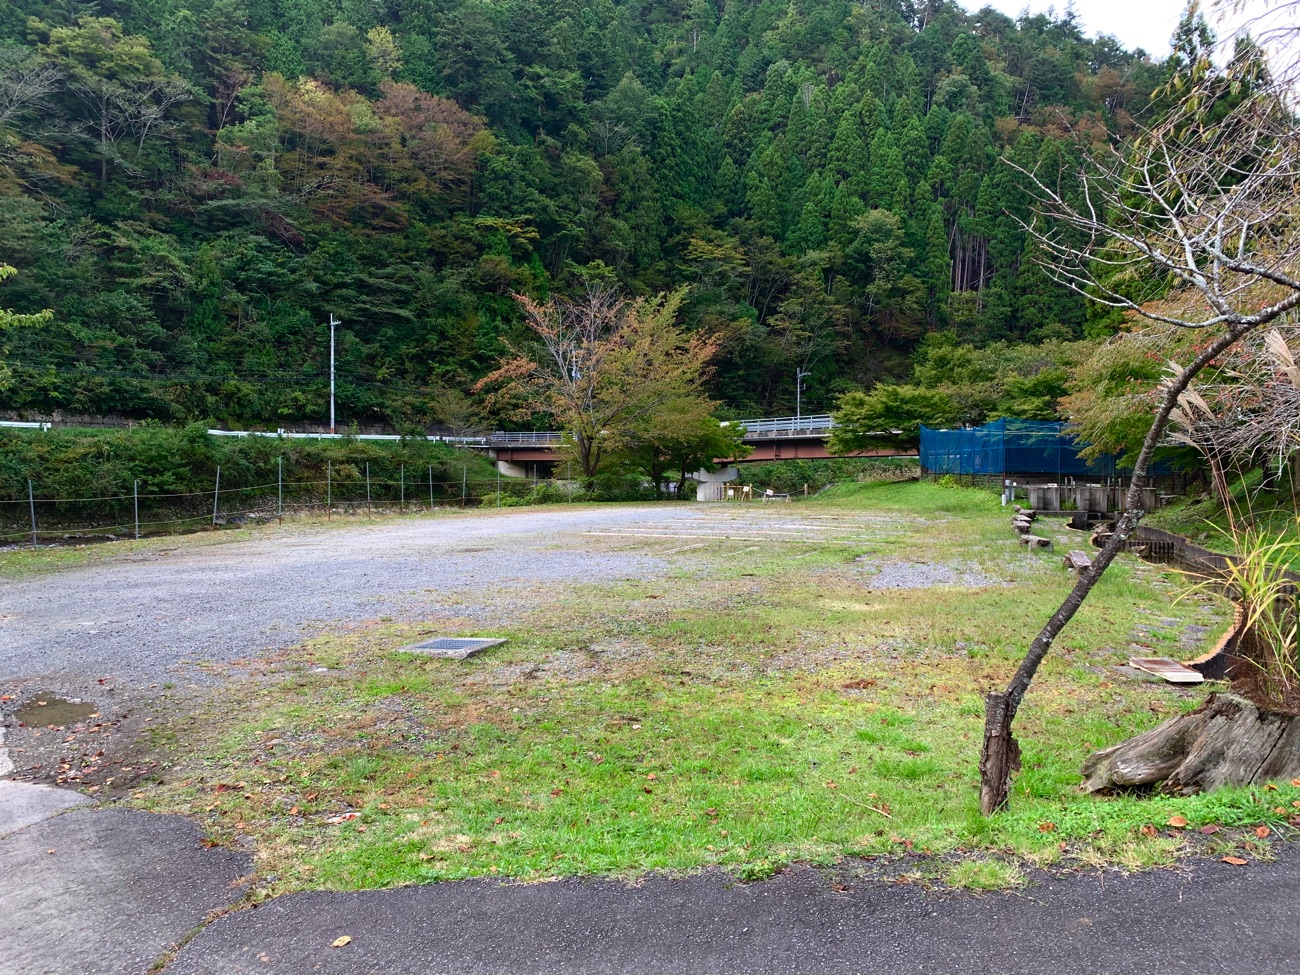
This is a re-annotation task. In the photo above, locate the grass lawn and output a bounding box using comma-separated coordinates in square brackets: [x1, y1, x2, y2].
[132, 481, 1297, 892]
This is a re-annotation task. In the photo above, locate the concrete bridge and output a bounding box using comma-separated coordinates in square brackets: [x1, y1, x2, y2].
[187, 415, 912, 480]
[483, 415, 912, 477]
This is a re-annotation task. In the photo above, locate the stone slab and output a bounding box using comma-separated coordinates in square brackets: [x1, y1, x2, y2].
[0, 808, 250, 975]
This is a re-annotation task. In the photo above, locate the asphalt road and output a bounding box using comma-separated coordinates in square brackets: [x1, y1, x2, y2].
[166, 850, 1300, 975]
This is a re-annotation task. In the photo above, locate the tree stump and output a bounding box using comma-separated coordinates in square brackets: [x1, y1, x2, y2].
[1080, 693, 1300, 794]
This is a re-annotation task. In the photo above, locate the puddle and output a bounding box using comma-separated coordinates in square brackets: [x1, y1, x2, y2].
[12, 693, 97, 727]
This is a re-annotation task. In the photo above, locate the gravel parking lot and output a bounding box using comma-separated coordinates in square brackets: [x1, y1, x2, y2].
[0, 503, 892, 695]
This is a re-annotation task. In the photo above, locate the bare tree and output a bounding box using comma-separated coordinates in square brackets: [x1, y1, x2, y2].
[0, 51, 62, 131]
[66, 74, 191, 179]
[979, 43, 1300, 814]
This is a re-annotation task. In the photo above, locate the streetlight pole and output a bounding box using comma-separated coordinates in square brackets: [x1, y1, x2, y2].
[796, 368, 811, 420]
[328, 313, 339, 434]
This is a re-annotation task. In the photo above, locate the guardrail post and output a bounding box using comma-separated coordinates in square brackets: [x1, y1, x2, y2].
[366, 462, 372, 519]
[400, 463, 405, 513]
[134, 479, 140, 539]
[278, 456, 283, 525]
[461, 465, 466, 507]
[326, 460, 331, 522]
[429, 464, 434, 510]
[211, 465, 221, 528]
[496, 466, 500, 507]
[27, 478, 37, 550]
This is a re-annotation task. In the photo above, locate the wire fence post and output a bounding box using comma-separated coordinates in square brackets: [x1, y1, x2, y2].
[327, 460, 332, 522]
[27, 478, 36, 550]
[133, 479, 140, 540]
[400, 463, 405, 513]
[496, 465, 500, 508]
[211, 465, 221, 528]
[461, 465, 466, 507]
[428, 464, 434, 511]
[567, 463, 572, 501]
[366, 462, 372, 519]
[278, 456, 283, 526]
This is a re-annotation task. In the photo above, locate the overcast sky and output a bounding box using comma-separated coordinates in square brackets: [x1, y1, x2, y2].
[956, 0, 1200, 56]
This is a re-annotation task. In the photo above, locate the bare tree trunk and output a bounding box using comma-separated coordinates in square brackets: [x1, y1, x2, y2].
[980, 324, 1254, 814]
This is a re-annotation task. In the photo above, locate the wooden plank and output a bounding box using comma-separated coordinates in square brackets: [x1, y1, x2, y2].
[1128, 656, 1205, 684]
[1063, 550, 1092, 572]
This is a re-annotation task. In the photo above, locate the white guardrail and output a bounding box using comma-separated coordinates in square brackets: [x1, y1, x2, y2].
[2, 416, 853, 443]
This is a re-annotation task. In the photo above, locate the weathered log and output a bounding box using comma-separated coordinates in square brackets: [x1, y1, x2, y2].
[1018, 534, 1053, 550]
[1080, 693, 1300, 794]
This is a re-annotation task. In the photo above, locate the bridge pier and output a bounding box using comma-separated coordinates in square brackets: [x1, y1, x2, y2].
[494, 458, 530, 479]
[693, 466, 739, 502]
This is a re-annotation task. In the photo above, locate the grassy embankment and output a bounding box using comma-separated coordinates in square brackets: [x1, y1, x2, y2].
[130, 481, 1294, 893]
[1147, 469, 1300, 556]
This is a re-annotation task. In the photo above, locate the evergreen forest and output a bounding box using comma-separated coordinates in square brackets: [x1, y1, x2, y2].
[0, 0, 1195, 429]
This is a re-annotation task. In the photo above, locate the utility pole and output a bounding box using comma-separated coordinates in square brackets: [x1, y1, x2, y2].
[796, 368, 811, 420]
[328, 313, 339, 435]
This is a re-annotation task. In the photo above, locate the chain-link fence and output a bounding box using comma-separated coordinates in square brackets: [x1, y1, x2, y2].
[0, 461, 573, 547]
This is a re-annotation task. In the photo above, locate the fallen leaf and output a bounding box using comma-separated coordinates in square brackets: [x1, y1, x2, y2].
[1292, 779, 1300, 788]
[1167, 815, 1189, 828]
[646, 773, 657, 781]
[1039, 822, 1056, 833]
[1140, 823, 1158, 838]
[46, 849, 55, 855]
[1199, 824, 1220, 835]
[331, 936, 352, 948]
[1255, 825, 1271, 839]
[1266, 783, 1278, 791]
[1221, 856, 1247, 866]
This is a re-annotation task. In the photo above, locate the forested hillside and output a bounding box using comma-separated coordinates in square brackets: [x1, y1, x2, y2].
[0, 0, 1179, 428]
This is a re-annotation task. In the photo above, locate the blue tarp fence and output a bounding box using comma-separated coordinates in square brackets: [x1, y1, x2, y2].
[919, 419, 1125, 478]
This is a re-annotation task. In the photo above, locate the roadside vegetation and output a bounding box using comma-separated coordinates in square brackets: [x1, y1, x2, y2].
[125, 481, 1294, 894]
[0, 425, 503, 539]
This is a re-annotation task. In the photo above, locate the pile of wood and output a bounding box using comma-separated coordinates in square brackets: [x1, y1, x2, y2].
[1080, 692, 1300, 794]
[1012, 506, 1053, 551]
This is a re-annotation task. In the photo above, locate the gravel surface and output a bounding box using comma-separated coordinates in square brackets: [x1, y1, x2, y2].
[0, 504, 896, 696]
[0, 507, 687, 691]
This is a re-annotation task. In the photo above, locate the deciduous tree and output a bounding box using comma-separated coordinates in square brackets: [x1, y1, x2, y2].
[476, 289, 721, 485]
[979, 38, 1300, 815]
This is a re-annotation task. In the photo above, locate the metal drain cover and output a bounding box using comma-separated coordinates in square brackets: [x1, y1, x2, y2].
[398, 636, 506, 660]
